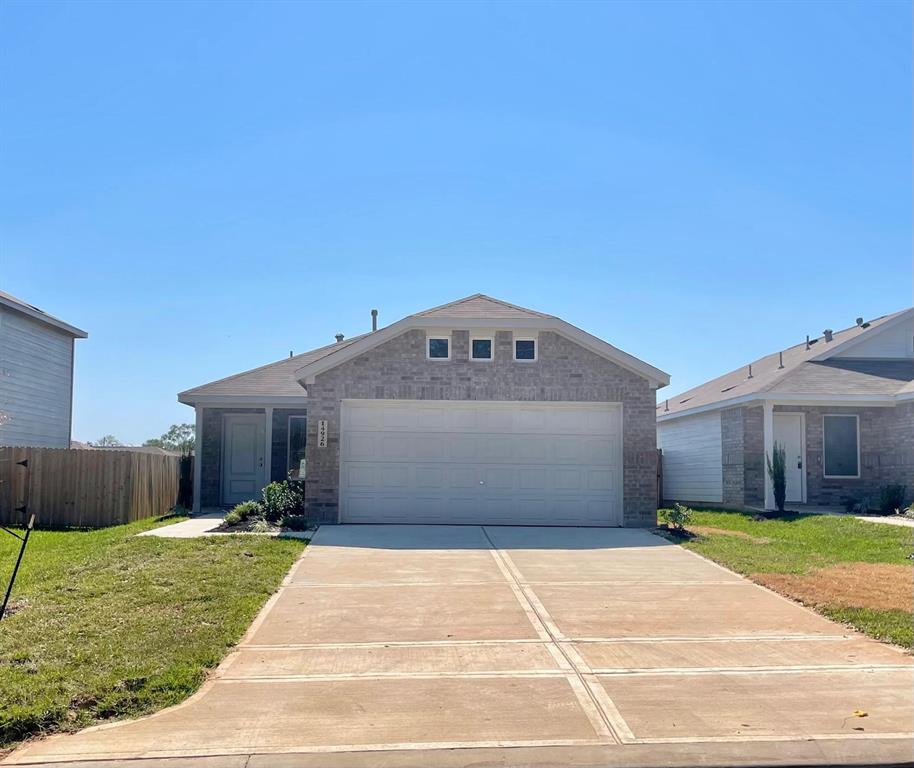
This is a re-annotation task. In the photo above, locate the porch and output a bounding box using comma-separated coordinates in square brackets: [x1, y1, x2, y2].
[192, 405, 307, 511]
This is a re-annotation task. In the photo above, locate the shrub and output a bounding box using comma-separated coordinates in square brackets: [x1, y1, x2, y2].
[280, 514, 309, 531]
[659, 502, 692, 531]
[261, 481, 304, 522]
[879, 484, 907, 515]
[766, 442, 786, 513]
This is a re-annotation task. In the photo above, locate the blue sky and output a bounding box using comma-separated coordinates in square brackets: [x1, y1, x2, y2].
[1, 1, 911, 444]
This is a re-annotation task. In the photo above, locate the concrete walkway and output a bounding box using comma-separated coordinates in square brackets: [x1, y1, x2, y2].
[7, 525, 913, 767]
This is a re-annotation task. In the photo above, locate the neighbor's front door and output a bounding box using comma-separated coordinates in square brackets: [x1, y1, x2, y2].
[773, 413, 805, 503]
[222, 414, 266, 506]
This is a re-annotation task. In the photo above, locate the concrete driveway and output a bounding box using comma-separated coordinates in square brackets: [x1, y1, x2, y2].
[8, 525, 913, 767]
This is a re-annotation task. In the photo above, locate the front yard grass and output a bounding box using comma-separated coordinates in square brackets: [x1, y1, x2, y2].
[0, 516, 305, 748]
[662, 509, 913, 649]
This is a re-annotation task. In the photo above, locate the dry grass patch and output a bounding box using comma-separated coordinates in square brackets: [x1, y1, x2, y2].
[754, 563, 912, 612]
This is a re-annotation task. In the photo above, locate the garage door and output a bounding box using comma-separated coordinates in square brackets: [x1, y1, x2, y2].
[339, 400, 623, 526]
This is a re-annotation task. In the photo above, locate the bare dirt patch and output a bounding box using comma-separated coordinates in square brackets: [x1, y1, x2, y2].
[753, 563, 913, 612]
[690, 525, 771, 544]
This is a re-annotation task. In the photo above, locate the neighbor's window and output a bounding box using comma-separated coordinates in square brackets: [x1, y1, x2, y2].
[514, 338, 536, 361]
[471, 337, 493, 360]
[287, 416, 307, 479]
[823, 414, 859, 478]
[427, 336, 450, 359]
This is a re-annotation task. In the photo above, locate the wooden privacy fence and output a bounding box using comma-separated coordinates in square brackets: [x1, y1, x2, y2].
[0, 447, 185, 528]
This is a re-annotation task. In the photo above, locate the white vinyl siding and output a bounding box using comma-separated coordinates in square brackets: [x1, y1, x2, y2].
[657, 411, 723, 503]
[340, 399, 623, 526]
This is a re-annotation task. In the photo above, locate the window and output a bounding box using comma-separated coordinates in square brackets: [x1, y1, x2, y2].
[514, 337, 537, 361]
[823, 414, 859, 478]
[427, 336, 450, 360]
[287, 416, 307, 479]
[470, 336, 493, 361]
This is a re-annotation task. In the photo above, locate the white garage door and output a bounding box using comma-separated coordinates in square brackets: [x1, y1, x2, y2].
[339, 400, 623, 526]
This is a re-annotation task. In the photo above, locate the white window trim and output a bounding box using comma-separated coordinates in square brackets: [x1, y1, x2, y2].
[287, 415, 307, 477]
[513, 334, 538, 362]
[823, 413, 861, 479]
[470, 335, 495, 362]
[426, 333, 451, 361]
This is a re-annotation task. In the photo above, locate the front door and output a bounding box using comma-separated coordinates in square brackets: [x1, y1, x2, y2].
[222, 414, 266, 506]
[773, 413, 804, 503]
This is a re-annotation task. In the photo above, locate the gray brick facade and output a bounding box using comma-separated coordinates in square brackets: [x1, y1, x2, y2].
[302, 329, 659, 526]
[716, 402, 913, 510]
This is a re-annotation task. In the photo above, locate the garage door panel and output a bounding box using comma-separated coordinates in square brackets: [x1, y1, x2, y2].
[340, 401, 622, 526]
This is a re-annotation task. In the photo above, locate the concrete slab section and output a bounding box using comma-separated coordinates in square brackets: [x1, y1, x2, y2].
[574, 636, 914, 671]
[222, 642, 562, 678]
[534, 582, 842, 638]
[246, 583, 541, 645]
[10, 677, 601, 763]
[504, 548, 742, 583]
[599, 668, 914, 739]
[288, 549, 507, 585]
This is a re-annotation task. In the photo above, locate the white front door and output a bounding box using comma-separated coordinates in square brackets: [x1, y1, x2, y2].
[773, 413, 805, 503]
[339, 400, 623, 526]
[222, 414, 266, 506]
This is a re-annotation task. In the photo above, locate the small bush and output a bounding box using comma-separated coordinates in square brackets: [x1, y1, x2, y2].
[280, 514, 309, 531]
[879, 484, 907, 515]
[261, 481, 304, 522]
[659, 502, 692, 531]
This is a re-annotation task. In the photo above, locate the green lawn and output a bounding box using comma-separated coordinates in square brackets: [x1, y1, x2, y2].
[0, 516, 305, 747]
[663, 508, 913, 648]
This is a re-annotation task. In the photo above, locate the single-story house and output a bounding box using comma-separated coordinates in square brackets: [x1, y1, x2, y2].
[657, 308, 914, 511]
[178, 294, 669, 527]
[0, 290, 88, 449]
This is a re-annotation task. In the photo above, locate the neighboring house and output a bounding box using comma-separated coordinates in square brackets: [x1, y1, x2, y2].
[657, 308, 914, 511]
[0, 290, 88, 448]
[179, 294, 669, 527]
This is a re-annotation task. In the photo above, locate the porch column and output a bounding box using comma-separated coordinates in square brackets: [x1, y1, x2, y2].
[193, 407, 203, 513]
[264, 406, 274, 485]
[763, 400, 774, 510]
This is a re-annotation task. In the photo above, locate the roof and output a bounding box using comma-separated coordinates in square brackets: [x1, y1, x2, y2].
[658, 308, 914, 419]
[0, 289, 88, 338]
[412, 294, 555, 320]
[178, 335, 369, 403]
[179, 294, 670, 403]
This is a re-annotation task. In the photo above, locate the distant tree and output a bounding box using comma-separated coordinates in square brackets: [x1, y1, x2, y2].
[92, 435, 122, 447]
[144, 423, 195, 455]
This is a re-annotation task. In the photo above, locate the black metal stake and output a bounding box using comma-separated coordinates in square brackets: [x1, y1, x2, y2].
[1, 513, 35, 622]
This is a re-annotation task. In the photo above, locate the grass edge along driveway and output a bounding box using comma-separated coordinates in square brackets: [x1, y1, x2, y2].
[664, 508, 913, 649]
[0, 516, 305, 749]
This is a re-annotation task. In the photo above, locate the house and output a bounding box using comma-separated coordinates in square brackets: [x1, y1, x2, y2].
[178, 294, 669, 527]
[657, 308, 914, 511]
[0, 290, 88, 449]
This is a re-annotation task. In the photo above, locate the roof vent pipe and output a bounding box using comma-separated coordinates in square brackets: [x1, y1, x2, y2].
[823, 329, 833, 342]
[856, 317, 864, 327]
[335, 333, 344, 343]
[371, 309, 378, 332]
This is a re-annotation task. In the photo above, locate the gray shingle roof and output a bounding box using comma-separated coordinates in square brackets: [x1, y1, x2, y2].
[0, 289, 88, 338]
[178, 335, 369, 400]
[658, 309, 913, 417]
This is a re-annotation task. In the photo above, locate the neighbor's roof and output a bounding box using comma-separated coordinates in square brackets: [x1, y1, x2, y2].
[180, 293, 669, 403]
[0, 289, 88, 338]
[178, 335, 369, 402]
[658, 308, 914, 419]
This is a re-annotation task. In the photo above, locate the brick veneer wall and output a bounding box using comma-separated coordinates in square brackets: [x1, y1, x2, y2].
[303, 329, 659, 526]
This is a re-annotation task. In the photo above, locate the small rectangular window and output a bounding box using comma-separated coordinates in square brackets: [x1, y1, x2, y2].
[823, 414, 859, 478]
[427, 337, 450, 359]
[471, 337, 493, 360]
[287, 416, 307, 479]
[514, 338, 536, 361]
